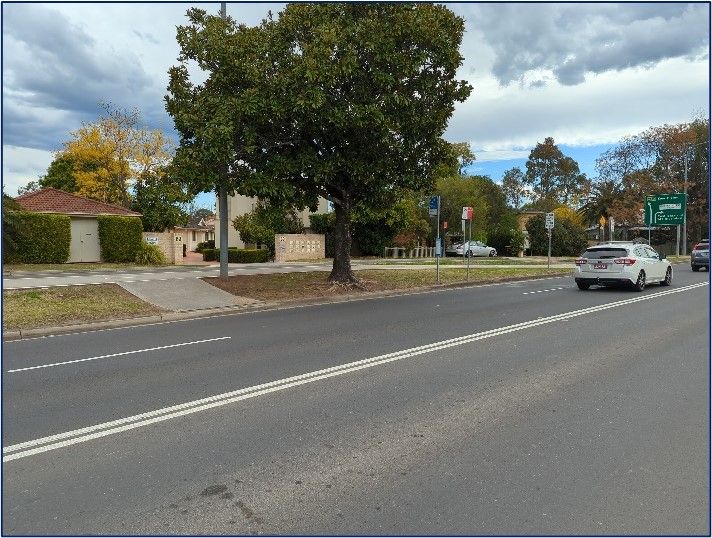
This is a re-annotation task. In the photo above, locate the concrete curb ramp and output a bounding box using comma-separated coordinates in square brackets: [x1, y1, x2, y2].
[118, 278, 260, 312]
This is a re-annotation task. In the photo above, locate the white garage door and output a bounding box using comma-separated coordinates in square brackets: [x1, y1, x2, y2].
[69, 218, 101, 262]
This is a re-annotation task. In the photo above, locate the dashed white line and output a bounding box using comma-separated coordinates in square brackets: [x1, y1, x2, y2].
[6, 336, 232, 374]
[522, 287, 567, 295]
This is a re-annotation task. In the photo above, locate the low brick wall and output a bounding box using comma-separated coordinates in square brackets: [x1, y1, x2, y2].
[275, 234, 325, 262]
[142, 231, 184, 264]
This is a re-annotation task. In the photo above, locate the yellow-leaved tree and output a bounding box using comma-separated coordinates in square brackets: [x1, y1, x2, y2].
[58, 104, 172, 207]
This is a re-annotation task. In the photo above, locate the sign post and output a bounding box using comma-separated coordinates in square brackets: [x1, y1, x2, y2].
[545, 212, 554, 269]
[462, 207, 473, 280]
[430, 196, 441, 283]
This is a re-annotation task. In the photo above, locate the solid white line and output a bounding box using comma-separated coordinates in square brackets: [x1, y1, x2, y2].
[3, 282, 705, 462]
[6, 337, 232, 373]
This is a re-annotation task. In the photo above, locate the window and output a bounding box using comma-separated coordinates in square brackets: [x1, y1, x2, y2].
[584, 248, 628, 259]
[192, 231, 196, 241]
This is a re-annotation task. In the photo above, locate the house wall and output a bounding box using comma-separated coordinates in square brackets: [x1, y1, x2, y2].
[177, 228, 214, 252]
[142, 231, 184, 264]
[215, 195, 331, 248]
[68, 216, 101, 263]
[274, 234, 326, 262]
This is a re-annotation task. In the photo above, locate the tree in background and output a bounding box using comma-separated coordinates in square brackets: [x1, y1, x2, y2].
[526, 213, 587, 256]
[525, 137, 588, 206]
[19, 105, 177, 210]
[232, 202, 305, 255]
[168, 4, 472, 283]
[587, 118, 709, 243]
[131, 167, 191, 232]
[501, 167, 526, 209]
[525, 137, 565, 202]
[436, 174, 489, 242]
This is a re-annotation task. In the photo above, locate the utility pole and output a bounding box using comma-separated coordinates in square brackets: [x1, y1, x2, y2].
[683, 151, 688, 256]
[218, 1, 229, 278]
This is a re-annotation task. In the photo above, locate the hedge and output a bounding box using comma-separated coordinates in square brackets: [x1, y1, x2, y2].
[202, 248, 269, 263]
[8, 212, 71, 264]
[97, 216, 143, 262]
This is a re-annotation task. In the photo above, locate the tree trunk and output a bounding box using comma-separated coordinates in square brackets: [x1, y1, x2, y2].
[329, 195, 358, 283]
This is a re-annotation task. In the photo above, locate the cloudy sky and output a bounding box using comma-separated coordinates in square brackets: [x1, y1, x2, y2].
[2, 2, 709, 207]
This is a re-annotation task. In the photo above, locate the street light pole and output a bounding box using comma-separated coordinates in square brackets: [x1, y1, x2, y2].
[218, 1, 229, 278]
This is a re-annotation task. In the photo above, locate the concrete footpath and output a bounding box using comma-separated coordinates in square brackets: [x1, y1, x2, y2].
[119, 279, 260, 312]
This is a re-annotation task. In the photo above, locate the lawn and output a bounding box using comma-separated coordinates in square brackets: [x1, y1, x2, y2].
[205, 267, 572, 301]
[3, 284, 164, 330]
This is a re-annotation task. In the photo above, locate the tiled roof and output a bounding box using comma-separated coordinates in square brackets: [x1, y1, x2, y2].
[14, 188, 141, 217]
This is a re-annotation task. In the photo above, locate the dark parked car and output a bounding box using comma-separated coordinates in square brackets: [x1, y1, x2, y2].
[691, 242, 709, 272]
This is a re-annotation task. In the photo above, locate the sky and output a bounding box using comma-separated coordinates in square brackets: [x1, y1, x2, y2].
[2, 2, 710, 209]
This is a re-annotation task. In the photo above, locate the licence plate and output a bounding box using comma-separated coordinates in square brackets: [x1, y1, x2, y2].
[593, 263, 607, 269]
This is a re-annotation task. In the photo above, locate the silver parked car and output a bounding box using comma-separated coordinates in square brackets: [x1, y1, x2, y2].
[574, 242, 672, 291]
[446, 241, 497, 257]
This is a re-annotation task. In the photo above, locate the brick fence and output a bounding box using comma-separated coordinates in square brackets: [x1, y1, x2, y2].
[274, 234, 325, 262]
[142, 231, 184, 264]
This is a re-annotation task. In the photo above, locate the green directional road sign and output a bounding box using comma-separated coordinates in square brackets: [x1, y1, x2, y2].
[644, 193, 686, 226]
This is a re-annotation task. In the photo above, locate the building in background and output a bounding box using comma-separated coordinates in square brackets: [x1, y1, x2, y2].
[215, 194, 331, 248]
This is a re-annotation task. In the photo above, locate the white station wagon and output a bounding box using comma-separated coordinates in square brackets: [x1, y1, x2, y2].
[574, 242, 672, 291]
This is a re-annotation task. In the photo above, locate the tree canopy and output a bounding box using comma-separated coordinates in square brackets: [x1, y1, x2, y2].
[167, 3, 472, 282]
[524, 137, 589, 206]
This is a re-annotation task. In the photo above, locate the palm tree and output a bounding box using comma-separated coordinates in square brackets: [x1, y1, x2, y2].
[577, 180, 620, 241]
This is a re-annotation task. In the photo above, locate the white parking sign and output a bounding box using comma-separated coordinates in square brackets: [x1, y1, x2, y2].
[545, 212, 555, 229]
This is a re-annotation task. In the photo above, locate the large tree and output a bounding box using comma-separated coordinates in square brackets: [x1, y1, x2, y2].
[501, 167, 526, 209]
[166, 4, 471, 283]
[525, 137, 588, 205]
[20, 105, 175, 208]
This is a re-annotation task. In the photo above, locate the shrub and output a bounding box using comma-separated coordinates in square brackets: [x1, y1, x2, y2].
[195, 240, 215, 253]
[8, 212, 71, 263]
[135, 242, 167, 265]
[526, 214, 587, 256]
[202, 248, 269, 263]
[97, 216, 143, 262]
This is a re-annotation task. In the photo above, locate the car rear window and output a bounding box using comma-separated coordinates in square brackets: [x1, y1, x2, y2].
[582, 248, 629, 259]
[694, 243, 709, 250]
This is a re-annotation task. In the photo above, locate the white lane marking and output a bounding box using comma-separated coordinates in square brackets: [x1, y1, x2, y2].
[3, 281, 705, 462]
[522, 287, 566, 295]
[6, 337, 232, 374]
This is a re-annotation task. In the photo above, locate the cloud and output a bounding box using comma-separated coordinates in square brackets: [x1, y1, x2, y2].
[445, 55, 709, 151]
[2, 146, 55, 196]
[458, 3, 709, 86]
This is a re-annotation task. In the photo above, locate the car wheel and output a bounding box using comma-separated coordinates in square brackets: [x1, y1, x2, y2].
[660, 266, 672, 286]
[576, 281, 590, 290]
[633, 270, 646, 291]
[489, 250, 496, 257]
[692, 265, 700, 272]
[466, 250, 473, 258]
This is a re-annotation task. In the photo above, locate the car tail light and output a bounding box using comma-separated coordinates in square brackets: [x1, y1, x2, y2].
[575, 258, 587, 266]
[613, 258, 636, 266]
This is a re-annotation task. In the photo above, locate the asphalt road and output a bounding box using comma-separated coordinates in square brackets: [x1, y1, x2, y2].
[2, 267, 709, 535]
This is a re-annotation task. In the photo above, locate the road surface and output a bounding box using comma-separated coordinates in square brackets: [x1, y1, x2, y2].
[3, 269, 709, 534]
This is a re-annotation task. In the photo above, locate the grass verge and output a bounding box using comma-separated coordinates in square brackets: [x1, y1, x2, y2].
[205, 267, 573, 301]
[3, 284, 165, 330]
[369, 257, 575, 266]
